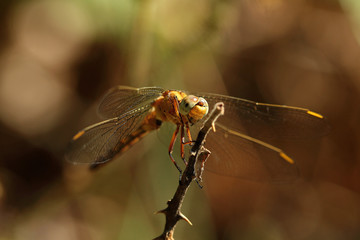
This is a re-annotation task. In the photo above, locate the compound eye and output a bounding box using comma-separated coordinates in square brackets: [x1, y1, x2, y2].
[196, 98, 209, 115]
[179, 95, 197, 115]
[187, 97, 209, 123]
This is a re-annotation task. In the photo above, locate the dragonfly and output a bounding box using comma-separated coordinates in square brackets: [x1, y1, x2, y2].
[66, 86, 328, 181]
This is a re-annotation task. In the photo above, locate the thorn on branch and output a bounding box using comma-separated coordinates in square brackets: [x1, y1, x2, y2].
[178, 212, 192, 226]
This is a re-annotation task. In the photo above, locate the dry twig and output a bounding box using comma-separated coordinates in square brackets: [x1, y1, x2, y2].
[154, 102, 225, 240]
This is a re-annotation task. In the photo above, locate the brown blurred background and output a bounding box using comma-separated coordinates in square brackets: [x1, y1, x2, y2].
[0, 0, 360, 239]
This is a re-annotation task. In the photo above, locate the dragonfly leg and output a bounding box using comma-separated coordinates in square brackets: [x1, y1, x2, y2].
[180, 125, 187, 165]
[182, 125, 195, 145]
[172, 95, 189, 165]
[195, 179, 203, 189]
[169, 125, 182, 173]
[171, 94, 182, 119]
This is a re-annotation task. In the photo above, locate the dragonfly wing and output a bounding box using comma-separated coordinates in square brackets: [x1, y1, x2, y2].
[66, 104, 153, 164]
[193, 92, 329, 141]
[97, 86, 164, 119]
[187, 91, 329, 181]
[202, 124, 299, 181]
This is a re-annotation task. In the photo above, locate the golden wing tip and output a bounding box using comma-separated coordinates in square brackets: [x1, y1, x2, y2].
[307, 110, 324, 119]
[72, 130, 85, 141]
[279, 152, 294, 164]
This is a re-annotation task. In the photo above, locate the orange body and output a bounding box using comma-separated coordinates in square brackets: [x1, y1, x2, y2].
[90, 90, 209, 170]
[152, 90, 188, 125]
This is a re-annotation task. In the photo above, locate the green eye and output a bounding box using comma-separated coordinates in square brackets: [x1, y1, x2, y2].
[179, 95, 197, 115]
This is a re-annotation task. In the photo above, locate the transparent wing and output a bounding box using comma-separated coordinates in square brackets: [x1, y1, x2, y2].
[66, 105, 154, 165]
[200, 124, 299, 181]
[194, 92, 329, 141]
[97, 86, 164, 119]
[188, 92, 329, 181]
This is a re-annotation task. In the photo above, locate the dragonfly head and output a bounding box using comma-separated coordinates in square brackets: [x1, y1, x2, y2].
[179, 95, 209, 123]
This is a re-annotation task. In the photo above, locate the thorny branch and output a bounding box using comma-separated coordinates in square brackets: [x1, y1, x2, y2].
[154, 102, 225, 240]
